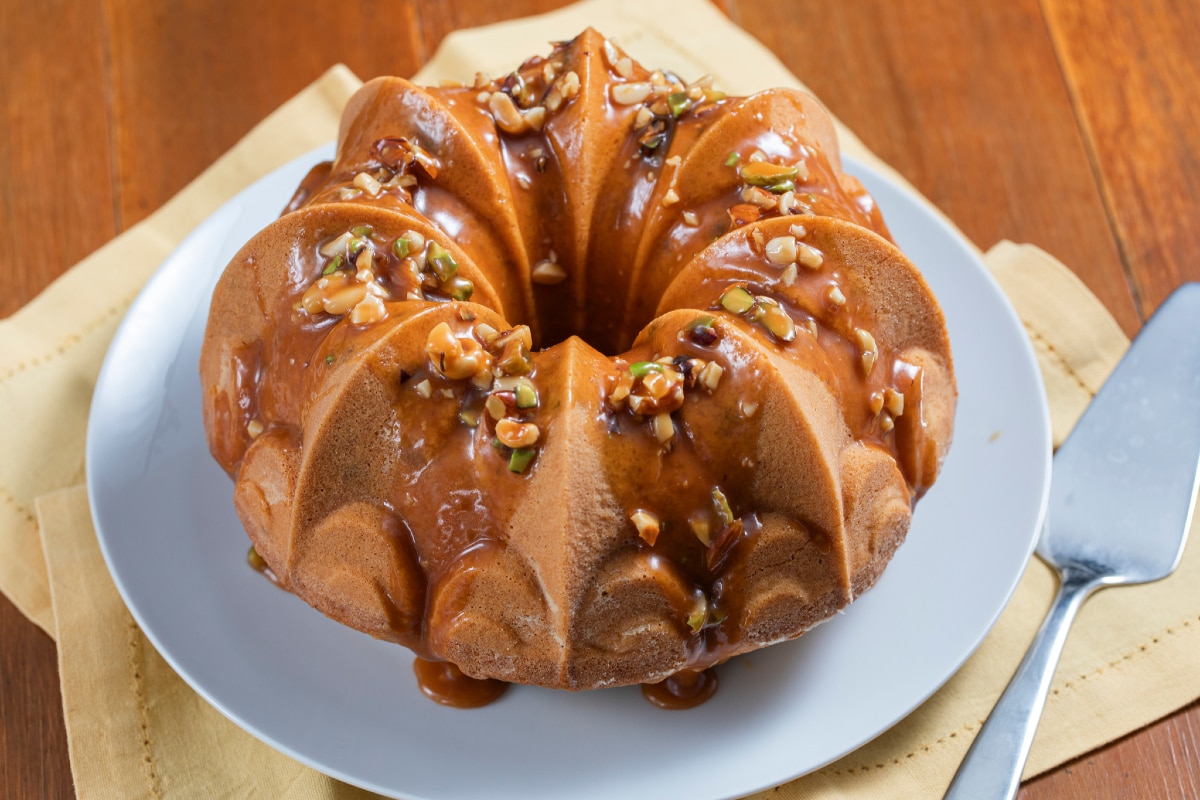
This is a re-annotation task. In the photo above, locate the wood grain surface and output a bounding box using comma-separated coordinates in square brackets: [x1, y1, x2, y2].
[2, 0, 1198, 797]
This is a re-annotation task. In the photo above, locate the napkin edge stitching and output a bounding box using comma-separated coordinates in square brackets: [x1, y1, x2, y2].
[127, 617, 164, 799]
[1022, 321, 1096, 398]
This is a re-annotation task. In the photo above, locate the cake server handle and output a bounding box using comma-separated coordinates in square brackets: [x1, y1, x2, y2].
[941, 564, 1105, 800]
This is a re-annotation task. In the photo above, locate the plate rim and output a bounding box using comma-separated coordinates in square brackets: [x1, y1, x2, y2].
[86, 143, 1052, 800]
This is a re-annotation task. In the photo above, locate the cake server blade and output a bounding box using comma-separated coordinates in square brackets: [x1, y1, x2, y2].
[944, 282, 1200, 800]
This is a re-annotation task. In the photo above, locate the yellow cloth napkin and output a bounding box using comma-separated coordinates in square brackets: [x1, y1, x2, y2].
[4, 1, 1197, 797]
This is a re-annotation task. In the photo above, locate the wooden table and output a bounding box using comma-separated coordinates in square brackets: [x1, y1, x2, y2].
[2, 1, 1197, 797]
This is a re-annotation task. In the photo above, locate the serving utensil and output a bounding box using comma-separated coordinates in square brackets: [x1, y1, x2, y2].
[943, 282, 1200, 799]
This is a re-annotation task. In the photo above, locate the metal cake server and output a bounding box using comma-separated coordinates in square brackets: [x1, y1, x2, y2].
[943, 282, 1200, 799]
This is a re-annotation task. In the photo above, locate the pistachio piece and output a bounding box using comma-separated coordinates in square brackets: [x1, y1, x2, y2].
[321, 254, 344, 276]
[719, 286, 756, 315]
[443, 276, 474, 302]
[508, 448, 537, 473]
[739, 161, 799, 187]
[427, 241, 458, 282]
[712, 487, 734, 528]
[667, 91, 690, 118]
[630, 361, 665, 377]
[514, 381, 539, 409]
[687, 595, 708, 633]
[724, 151, 741, 167]
[761, 303, 797, 342]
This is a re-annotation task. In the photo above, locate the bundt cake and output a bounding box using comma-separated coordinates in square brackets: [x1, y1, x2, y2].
[200, 29, 956, 699]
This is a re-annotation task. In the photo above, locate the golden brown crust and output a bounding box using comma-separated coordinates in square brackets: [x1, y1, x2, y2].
[199, 29, 957, 691]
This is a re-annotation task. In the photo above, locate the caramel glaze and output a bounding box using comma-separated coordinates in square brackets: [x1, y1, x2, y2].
[413, 657, 508, 708]
[641, 668, 718, 710]
[201, 29, 955, 709]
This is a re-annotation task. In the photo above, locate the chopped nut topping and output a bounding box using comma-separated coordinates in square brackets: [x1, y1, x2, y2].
[662, 188, 680, 207]
[765, 235, 798, 265]
[414, 379, 433, 399]
[651, 412, 675, 444]
[616, 57, 634, 79]
[612, 81, 653, 105]
[682, 211, 700, 227]
[523, 106, 547, 131]
[789, 223, 808, 238]
[795, 159, 810, 181]
[869, 391, 885, 416]
[880, 412, 895, 433]
[353, 171, 382, 197]
[531, 259, 567, 285]
[634, 106, 654, 129]
[777, 190, 799, 214]
[885, 388, 905, 417]
[485, 394, 507, 421]
[665, 155, 682, 167]
[350, 292, 386, 325]
[728, 204, 761, 227]
[493, 325, 534, 376]
[689, 513, 712, 546]
[475, 323, 500, 344]
[855, 328, 878, 376]
[741, 185, 779, 209]
[630, 509, 661, 545]
[426, 322, 494, 381]
[320, 231, 356, 258]
[780, 263, 798, 286]
[740, 399, 759, 418]
[697, 361, 724, 392]
[247, 419, 264, 438]
[797, 242, 824, 270]
[489, 91, 526, 134]
[496, 418, 539, 449]
[559, 70, 581, 98]
[828, 286, 847, 307]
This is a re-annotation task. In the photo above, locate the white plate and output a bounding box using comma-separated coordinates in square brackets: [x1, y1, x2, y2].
[87, 145, 1051, 800]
